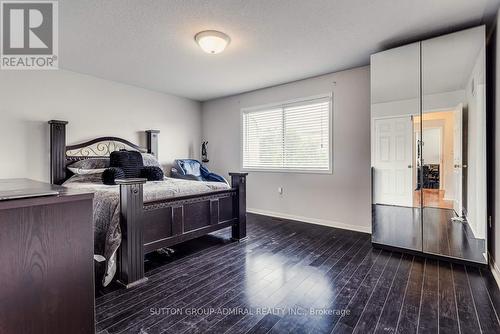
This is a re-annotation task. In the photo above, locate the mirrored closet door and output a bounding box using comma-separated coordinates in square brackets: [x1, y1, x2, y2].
[421, 27, 487, 263]
[371, 42, 422, 251]
[371, 26, 487, 264]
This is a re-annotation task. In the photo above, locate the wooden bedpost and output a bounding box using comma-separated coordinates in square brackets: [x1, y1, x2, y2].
[229, 172, 248, 241]
[116, 178, 148, 288]
[146, 130, 160, 158]
[48, 120, 68, 185]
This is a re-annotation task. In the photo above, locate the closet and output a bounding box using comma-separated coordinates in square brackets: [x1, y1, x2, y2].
[370, 26, 487, 264]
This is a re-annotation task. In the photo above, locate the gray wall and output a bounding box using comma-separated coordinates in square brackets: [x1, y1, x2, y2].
[0, 70, 201, 182]
[202, 66, 371, 232]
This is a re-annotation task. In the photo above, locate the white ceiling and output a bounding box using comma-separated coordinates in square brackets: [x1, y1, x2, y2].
[60, 0, 500, 101]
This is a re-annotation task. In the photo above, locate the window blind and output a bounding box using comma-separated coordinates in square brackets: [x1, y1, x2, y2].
[242, 95, 331, 172]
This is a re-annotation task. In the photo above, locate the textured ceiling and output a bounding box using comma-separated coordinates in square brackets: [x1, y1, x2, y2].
[59, 0, 500, 101]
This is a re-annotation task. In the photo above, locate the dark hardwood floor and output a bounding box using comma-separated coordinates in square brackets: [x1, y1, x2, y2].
[96, 213, 500, 334]
[372, 204, 422, 251]
[373, 204, 486, 263]
[423, 207, 486, 263]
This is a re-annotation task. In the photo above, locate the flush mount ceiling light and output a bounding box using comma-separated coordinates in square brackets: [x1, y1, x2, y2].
[195, 30, 231, 54]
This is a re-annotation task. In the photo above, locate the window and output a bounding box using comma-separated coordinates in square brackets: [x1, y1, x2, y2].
[242, 94, 332, 173]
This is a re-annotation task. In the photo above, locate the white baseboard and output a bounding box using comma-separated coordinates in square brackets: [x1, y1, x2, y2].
[247, 208, 372, 234]
[489, 252, 500, 289]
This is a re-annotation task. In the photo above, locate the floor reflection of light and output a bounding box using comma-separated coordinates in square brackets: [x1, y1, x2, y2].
[242, 252, 334, 309]
[304, 273, 334, 309]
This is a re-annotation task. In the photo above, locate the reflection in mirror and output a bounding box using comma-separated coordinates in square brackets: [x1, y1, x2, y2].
[370, 42, 422, 251]
[421, 26, 486, 263]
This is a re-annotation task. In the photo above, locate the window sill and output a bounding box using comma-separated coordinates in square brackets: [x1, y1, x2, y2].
[241, 168, 332, 175]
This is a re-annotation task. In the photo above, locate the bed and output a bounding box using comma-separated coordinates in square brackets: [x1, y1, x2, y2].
[48, 120, 247, 288]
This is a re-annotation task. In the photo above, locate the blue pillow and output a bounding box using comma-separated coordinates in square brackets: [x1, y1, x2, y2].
[182, 160, 201, 176]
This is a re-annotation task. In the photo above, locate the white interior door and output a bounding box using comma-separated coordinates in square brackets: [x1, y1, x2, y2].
[453, 104, 463, 216]
[373, 116, 414, 207]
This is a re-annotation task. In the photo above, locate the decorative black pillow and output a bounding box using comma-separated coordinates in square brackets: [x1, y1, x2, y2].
[140, 166, 164, 181]
[102, 167, 125, 185]
[110, 150, 144, 178]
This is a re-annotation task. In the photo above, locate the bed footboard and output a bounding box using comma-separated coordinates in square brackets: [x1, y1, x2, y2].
[116, 173, 247, 288]
[115, 178, 148, 288]
[230, 173, 247, 241]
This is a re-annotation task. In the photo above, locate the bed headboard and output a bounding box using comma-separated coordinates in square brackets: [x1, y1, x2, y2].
[48, 120, 160, 185]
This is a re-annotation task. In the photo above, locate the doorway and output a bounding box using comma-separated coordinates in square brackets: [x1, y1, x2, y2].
[413, 110, 456, 211]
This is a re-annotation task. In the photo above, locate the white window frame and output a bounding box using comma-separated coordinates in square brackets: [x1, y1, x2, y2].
[240, 93, 333, 174]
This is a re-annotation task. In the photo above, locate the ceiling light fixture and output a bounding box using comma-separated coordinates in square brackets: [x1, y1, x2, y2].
[195, 30, 230, 54]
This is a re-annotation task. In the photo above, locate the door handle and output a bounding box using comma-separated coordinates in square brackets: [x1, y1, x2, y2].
[407, 165, 412, 168]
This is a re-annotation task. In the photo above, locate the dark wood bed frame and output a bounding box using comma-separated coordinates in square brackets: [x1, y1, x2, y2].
[48, 120, 247, 288]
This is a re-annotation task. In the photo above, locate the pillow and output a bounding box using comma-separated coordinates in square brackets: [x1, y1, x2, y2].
[141, 153, 162, 169]
[140, 166, 164, 181]
[102, 167, 125, 185]
[110, 150, 144, 178]
[67, 158, 110, 175]
[181, 160, 201, 176]
[68, 167, 106, 175]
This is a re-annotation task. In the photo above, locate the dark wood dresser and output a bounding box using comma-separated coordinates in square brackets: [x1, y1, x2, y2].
[0, 179, 95, 334]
